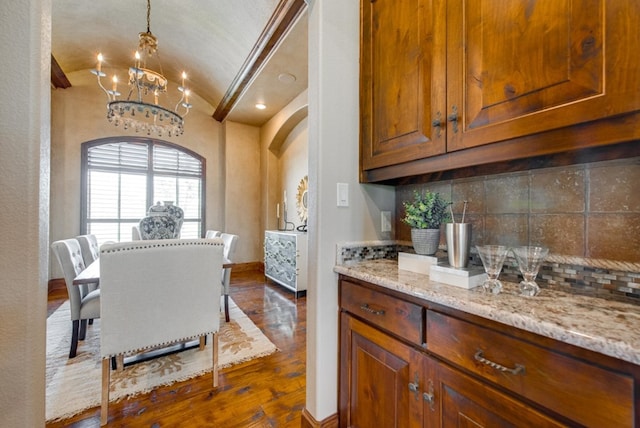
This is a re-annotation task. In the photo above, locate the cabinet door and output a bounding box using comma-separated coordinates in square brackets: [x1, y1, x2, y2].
[360, 0, 446, 170]
[433, 361, 566, 427]
[446, 0, 640, 152]
[339, 313, 423, 428]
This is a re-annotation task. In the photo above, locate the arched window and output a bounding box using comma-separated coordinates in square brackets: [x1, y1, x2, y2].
[81, 137, 205, 244]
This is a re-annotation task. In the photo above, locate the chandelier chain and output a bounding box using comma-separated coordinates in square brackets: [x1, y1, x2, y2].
[146, 0, 152, 34]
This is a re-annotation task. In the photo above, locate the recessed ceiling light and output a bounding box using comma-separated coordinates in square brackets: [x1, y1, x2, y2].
[255, 103, 266, 110]
[278, 73, 296, 84]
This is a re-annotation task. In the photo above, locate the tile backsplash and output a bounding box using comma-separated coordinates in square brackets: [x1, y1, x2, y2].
[396, 157, 640, 263]
[376, 156, 640, 302]
[337, 242, 640, 303]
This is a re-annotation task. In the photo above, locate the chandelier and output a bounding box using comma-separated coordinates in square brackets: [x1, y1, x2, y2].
[90, 0, 191, 137]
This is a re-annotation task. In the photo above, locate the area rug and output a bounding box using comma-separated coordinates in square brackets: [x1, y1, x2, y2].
[46, 299, 277, 422]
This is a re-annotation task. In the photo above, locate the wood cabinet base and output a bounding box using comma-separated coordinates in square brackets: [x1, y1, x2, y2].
[339, 275, 639, 427]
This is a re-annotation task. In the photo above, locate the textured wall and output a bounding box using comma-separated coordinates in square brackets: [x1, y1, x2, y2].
[279, 117, 308, 229]
[0, 0, 50, 424]
[223, 121, 262, 263]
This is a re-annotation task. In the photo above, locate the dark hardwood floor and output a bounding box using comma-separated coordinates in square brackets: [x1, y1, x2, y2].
[46, 270, 307, 427]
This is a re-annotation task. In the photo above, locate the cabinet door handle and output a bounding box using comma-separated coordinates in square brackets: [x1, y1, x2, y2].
[408, 373, 421, 400]
[423, 379, 435, 411]
[432, 112, 442, 138]
[359, 303, 385, 316]
[474, 350, 525, 375]
[447, 105, 459, 133]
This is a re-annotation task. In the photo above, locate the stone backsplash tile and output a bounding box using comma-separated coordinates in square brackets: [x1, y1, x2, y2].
[587, 214, 640, 263]
[485, 174, 529, 214]
[589, 158, 640, 212]
[451, 179, 485, 216]
[530, 214, 585, 256]
[530, 167, 585, 213]
[484, 214, 528, 247]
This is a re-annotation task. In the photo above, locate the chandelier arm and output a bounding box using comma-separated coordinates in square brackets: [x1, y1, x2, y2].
[93, 73, 112, 101]
[174, 91, 185, 112]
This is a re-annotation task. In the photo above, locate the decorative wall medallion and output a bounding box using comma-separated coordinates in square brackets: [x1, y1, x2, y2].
[296, 175, 308, 223]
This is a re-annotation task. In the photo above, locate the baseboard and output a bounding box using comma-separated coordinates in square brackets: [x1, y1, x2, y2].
[48, 278, 66, 294]
[300, 408, 338, 428]
[230, 261, 264, 274]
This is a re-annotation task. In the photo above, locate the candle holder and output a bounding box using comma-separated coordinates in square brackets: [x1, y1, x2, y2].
[277, 204, 295, 232]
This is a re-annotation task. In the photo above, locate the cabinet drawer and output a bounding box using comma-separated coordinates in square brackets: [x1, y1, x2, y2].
[340, 280, 423, 346]
[427, 310, 634, 427]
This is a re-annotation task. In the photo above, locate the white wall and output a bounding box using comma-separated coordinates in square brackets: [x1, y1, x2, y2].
[305, 0, 395, 421]
[0, 0, 50, 424]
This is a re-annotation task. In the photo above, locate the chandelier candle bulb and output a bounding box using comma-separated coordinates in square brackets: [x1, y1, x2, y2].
[283, 190, 287, 214]
[112, 76, 118, 92]
[277, 203, 280, 219]
[96, 53, 103, 72]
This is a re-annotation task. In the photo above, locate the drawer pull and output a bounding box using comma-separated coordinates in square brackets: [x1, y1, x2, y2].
[359, 303, 385, 316]
[474, 350, 525, 375]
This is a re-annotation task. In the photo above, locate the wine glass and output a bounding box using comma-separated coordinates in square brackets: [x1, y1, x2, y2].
[476, 245, 510, 294]
[512, 246, 549, 296]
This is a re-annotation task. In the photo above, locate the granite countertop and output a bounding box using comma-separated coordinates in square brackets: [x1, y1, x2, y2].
[334, 259, 640, 366]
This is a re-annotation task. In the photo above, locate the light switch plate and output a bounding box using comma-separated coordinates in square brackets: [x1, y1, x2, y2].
[337, 183, 349, 207]
[381, 211, 391, 232]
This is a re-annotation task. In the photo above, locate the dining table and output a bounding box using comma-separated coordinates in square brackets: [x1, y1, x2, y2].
[73, 258, 234, 286]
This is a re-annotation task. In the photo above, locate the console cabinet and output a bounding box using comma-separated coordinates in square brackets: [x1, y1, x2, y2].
[338, 275, 638, 427]
[264, 231, 307, 294]
[360, 0, 640, 182]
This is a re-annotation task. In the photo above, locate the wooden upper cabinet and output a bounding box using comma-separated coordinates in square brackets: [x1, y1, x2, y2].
[446, 0, 639, 152]
[359, 0, 640, 180]
[360, 0, 446, 171]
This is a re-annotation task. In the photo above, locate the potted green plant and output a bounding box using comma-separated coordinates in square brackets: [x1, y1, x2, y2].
[402, 190, 451, 255]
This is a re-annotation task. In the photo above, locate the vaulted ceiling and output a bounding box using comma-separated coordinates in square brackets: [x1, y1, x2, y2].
[51, 0, 308, 127]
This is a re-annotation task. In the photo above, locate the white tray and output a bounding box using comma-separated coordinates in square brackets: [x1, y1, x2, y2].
[429, 264, 487, 289]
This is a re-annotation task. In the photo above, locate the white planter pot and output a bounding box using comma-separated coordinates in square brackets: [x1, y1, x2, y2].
[411, 228, 440, 255]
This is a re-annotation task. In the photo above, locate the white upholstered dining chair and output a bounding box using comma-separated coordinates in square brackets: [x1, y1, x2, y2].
[76, 234, 100, 293]
[205, 229, 222, 238]
[51, 238, 101, 358]
[98, 238, 224, 426]
[220, 233, 239, 322]
[131, 225, 142, 241]
[76, 234, 100, 264]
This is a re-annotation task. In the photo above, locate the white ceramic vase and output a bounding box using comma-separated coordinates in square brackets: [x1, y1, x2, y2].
[411, 228, 440, 255]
